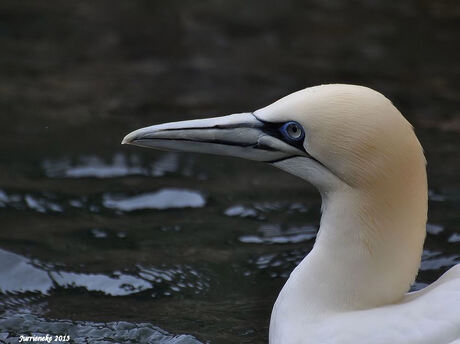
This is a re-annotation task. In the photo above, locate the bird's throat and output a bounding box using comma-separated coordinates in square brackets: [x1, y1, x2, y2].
[270, 175, 428, 331]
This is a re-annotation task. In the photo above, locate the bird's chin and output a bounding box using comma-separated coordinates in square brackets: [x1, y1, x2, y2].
[271, 156, 345, 193]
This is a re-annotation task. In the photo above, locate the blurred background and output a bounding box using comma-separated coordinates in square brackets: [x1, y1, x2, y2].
[0, 1, 459, 343]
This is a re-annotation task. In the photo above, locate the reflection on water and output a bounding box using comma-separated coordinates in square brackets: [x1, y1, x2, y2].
[41, 153, 208, 180]
[51, 271, 152, 296]
[0, 249, 52, 294]
[239, 224, 317, 244]
[0, 244, 212, 342]
[0, 249, 209, 299]
[103, 189, 206, 211]
[0, 246, 208, 341]
[0, 188, 205, 213]
[224, 205, 259, 218]
[42, 153, 183, 179]
[420, 250, 460, 271]
[448, 233, 460, 243]
[43, 154, 145, 178]
[249, 249, 310, 279]
[225, 201, 308, 221]
[0, 314, 201, 344]
[426, 223, 444, 235]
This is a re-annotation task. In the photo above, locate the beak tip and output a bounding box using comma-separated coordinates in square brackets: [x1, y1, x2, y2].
[122, 127, 151, 145]
[121, 133, 133, 145]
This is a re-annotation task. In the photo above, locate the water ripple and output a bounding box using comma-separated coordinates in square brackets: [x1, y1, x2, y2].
[0, 248, 209, 299]
[0, 188, 206, 213]
[239, 224, 317, 244]
[420, 250, 460, 271]
[224, 201, 309, 220]
[448, 233, 460, 243]
[41, 153, 207, 180]
[248, 249, 310, 278]
[103, 189, 206, 211]
[0, 314, 201, 344]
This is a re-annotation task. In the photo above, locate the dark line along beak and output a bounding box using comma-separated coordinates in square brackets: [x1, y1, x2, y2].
[122, 112, 307, 162]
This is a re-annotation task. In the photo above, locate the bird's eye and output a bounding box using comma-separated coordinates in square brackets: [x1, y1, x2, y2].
[280, 121, 305, 142]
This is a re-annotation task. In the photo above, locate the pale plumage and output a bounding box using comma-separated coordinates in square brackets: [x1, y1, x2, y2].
[123, 84, 460, 344]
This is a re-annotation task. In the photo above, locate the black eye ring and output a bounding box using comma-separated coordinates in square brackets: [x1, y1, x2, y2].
[280, 121, 305, 142]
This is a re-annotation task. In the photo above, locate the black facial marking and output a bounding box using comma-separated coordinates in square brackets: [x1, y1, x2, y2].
[251, 113, 331, 169]
[251, 113, 307, 153]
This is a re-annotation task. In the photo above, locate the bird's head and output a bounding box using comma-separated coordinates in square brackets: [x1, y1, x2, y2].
[123, 84, 425, 193]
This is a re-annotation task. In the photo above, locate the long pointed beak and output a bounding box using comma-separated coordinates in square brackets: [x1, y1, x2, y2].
[122, 112, 304, 162]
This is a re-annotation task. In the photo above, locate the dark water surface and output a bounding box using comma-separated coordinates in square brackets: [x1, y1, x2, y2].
[1, 1, 459, 343]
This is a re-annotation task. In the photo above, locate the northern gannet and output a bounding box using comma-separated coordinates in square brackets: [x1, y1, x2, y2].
[122, 84, 460, 344]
